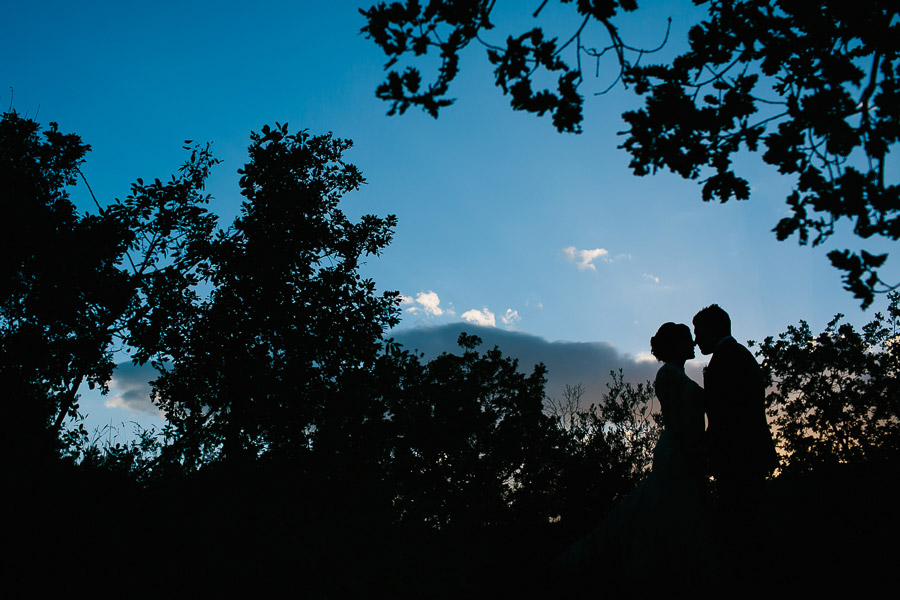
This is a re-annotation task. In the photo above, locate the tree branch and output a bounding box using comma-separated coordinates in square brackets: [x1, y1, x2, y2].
[532, 0, 550, 19]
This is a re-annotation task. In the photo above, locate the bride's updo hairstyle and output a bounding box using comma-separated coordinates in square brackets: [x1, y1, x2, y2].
[651, 322, 692, 363]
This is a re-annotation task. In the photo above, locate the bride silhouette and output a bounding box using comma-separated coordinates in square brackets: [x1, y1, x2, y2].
[553, 322, 719, 588]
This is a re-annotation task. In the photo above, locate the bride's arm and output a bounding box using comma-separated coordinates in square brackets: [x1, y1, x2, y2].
[681, 380, 707, 467]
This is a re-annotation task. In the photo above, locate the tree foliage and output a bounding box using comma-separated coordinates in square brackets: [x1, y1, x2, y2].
[371, 333, 559, 530]
[361, 0, 900, 307]
[545, 370, 661, 526]
[150, 123, 400, 467]
[0, 110, 224, 473]
[755, 292, 900, 472]
[0, 112, 131, 464]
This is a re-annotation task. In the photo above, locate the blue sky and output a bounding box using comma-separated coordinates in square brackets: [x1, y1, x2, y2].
[3, 1, 896, 434]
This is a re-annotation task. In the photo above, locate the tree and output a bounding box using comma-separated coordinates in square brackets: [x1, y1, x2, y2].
[376, 333, 559, 530]
[360, 0, 900, 307]
[1, 110, 228, 474]
[545, 382, 585, 433]
[0, 112, 131, 466]
[754, 291, 900, 472]
[151, 123, 401, 467]
[542, 370, 660, 535]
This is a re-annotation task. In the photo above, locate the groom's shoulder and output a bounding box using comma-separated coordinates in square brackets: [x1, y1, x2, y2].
[713, 338, 757, 366]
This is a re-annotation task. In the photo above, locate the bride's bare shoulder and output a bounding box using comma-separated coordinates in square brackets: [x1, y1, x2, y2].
[654, 362, 682, 386]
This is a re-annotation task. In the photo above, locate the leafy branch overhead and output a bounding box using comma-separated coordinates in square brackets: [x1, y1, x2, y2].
[361, 0, 900, 307]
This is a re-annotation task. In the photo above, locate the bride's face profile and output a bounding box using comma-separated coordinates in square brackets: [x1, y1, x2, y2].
[677, 326, 696, 361]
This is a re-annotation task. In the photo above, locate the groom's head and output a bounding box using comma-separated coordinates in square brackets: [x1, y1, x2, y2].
[693, 304, 731, 355]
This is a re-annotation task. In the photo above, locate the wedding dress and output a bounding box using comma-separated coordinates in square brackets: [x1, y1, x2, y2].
[555, 362, 718, 585]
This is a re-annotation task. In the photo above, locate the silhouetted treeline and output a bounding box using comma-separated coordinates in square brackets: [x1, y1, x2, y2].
[3, 112, 898, 593]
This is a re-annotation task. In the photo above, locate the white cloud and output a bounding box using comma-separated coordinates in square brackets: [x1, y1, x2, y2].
[501, 308, 521, 328]
[563, 246, 611, 271]
[635, 351, 657, 363]
[398, 294, 415, 306]
[406, 290, 451, 316]
[642, 273, 660, 284]
[462, 307, 496, 327]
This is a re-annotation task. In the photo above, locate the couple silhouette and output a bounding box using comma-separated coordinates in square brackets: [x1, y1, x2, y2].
[555, 304, 778, 588]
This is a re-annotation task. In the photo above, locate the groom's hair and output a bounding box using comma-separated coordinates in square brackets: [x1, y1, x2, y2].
[693, 304, 731, 337]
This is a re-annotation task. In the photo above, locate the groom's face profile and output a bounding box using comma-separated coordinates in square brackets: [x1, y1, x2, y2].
[693, 324, 716, 356]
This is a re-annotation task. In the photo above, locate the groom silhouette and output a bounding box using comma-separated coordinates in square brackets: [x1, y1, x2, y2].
[692, 305, 777, 512]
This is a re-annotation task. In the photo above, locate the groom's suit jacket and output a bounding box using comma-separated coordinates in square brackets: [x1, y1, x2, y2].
[704, 337, 777, 481]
